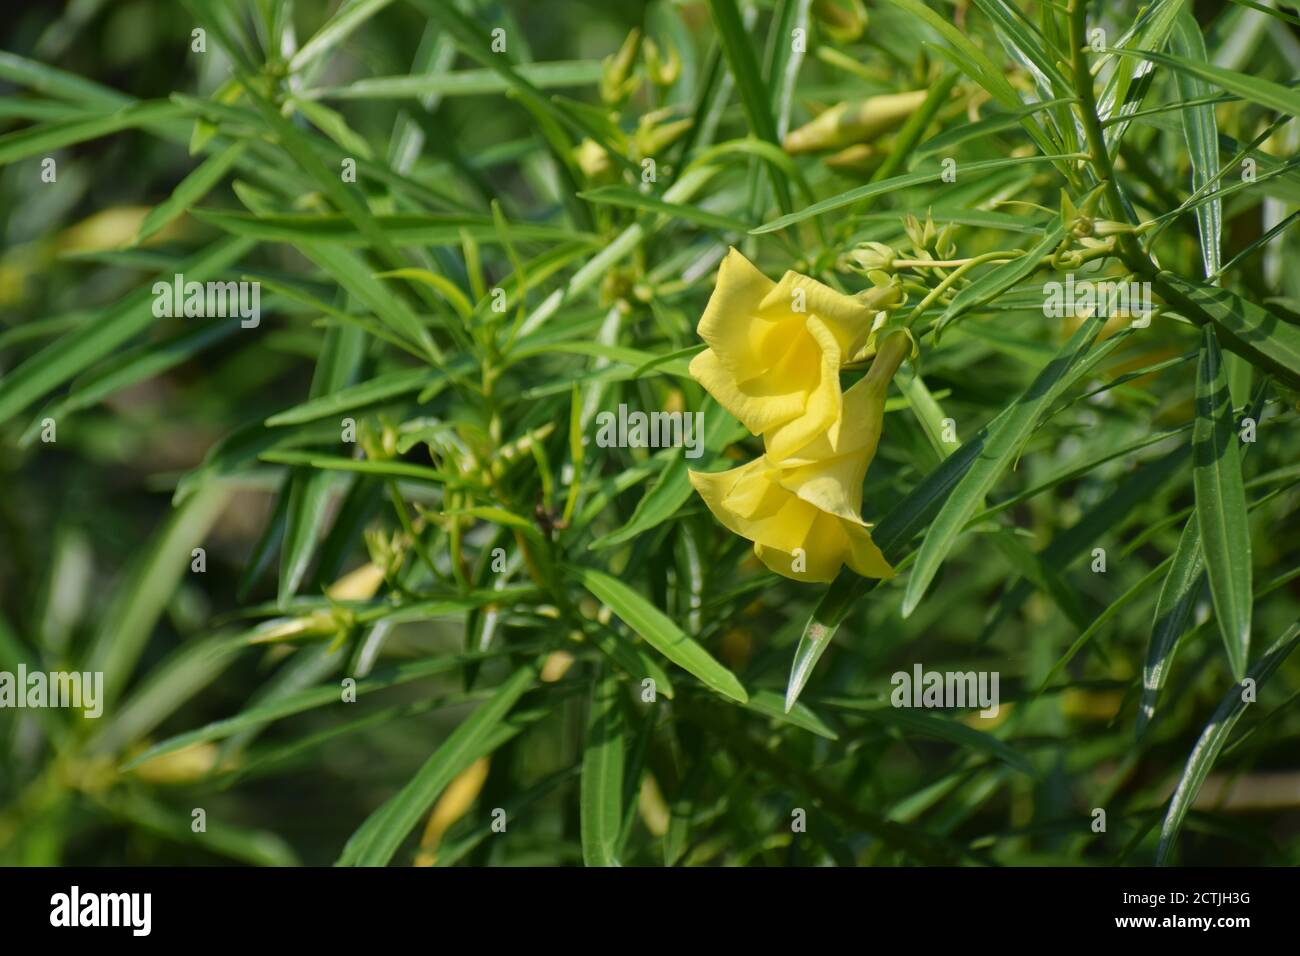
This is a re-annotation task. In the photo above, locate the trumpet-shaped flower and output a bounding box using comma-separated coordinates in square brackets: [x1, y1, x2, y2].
[689, 331, 911, 583]
[688, 248, 898, 463]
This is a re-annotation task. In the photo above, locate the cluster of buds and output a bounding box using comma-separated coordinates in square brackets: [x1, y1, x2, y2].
[575, 29, 689, 182]
[842, 213, 958, 279]
[1055, 189, 1136, 267]
[600, 29, 679, 107]
[902, 211, 958, 263]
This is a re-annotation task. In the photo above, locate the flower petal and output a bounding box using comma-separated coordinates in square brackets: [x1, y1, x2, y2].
[696, 248, 777, 382]
[688, 347, 807, 436]
[758, 271, 875, 358]
[761, 316, 844, 461]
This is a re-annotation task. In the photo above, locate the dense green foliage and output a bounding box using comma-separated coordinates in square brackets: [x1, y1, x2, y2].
[1, 0, 1298, 866]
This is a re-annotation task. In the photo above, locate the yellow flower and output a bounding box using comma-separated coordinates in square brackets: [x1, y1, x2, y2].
[688, 248, 898, 463]
[689, 332, 911, 582]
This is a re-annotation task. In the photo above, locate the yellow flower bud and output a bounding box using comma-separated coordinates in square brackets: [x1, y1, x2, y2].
[822, 142, 884, 175]
[414, 757, 491, 866]
[326, 562, 386, 601]
[574, 137, 613, 180]
[132, 742, 220, 785]
[783, 91, 927, 154]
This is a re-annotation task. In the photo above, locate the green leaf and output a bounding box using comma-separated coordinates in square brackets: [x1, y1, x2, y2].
[936, 224, 1064, 335]
[567, 564, 748, 703]
[859, 707, 1035, 777]
[901, 314, 1106, 617]
[123, 642, 526, 770]
[744, 689, 838, 740]
[578, 185, 750, 233]
[265, 367, 444, 426]
[20, 320, 238, 445]
[877, 0, 1021, 107]
[192, 209, 590, 247]
[589, 399, 745, 550]
[0, 50, 132, 109]
[1191, 326, 1252, 679]
[0, 236, 254, 427]
[1156, 272, 1300, 389]
[134, 141, 247, 245]
[1170, 10, 1221, 278]
[260, 451, 472, 488]
[704, 0, 792, 211]
[312, 61, 603, 99]
[1139, 514, 1207, 733]
[581, 667, 626, 867]
[85, 483, 232, 707]
[296, 243, 436, 360]
[336, 660, 539, 866]
[289, 0, 397, 73]
[1110, 47, 1300, 119]
[0, 100, 185, 166]
[1157, 623, 1300, 865]
[765, 0, 811, 138]
[278, 322, 365, 606]
[751, 155, 1078, 233]
[1142, 384, 1270, 732]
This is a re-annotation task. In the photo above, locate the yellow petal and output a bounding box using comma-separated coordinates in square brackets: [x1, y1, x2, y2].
[843, 522, 894, 578]
[761, 316, 844, 461]
[758, 271, 875, 357]
[690, 456, 894, 583]
[696, 247, 778, 381]
[689, 346, 807, 436]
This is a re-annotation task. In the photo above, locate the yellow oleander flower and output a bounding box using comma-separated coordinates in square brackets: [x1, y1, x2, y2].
[688, 248, 899, 463]
[689, 331, 911, 583]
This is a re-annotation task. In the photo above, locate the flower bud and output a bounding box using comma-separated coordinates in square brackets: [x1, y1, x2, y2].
[843, 241, 897, 274]
[823, 143, 883, 175]
[783, 91, 927, 154]
[601, 28, 641, 106]
[574, 137, 613, 180]
[813, 0, 868, 42]
[633, 113, 693, 160]
[643, 37, 681, 88]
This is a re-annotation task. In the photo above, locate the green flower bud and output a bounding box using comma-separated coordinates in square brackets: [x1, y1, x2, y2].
[643, 37, 681, 88]
[601, 28, 642, 106]
[813, 0, 868, 43]
[843, 241, 897, 274]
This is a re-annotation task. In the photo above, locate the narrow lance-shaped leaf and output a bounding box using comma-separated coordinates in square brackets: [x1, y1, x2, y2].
[0, 236, 254, 426]
[1155, 272, 1300, 389]
[1191, 325, 1252, 679]
[567, 564, 748, 703]
[901, 313, 1106, 617]
[704, 0, 792, 211]
[1170, 9, 1221, 279]
[1157, 624, 1300, 865]
[337, 660, 539, 866]
[278, 322, 366, 606]
[1140, 384, 1269, 733]
[134, 140, 248, 245]
[581, 667, 626, 867]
